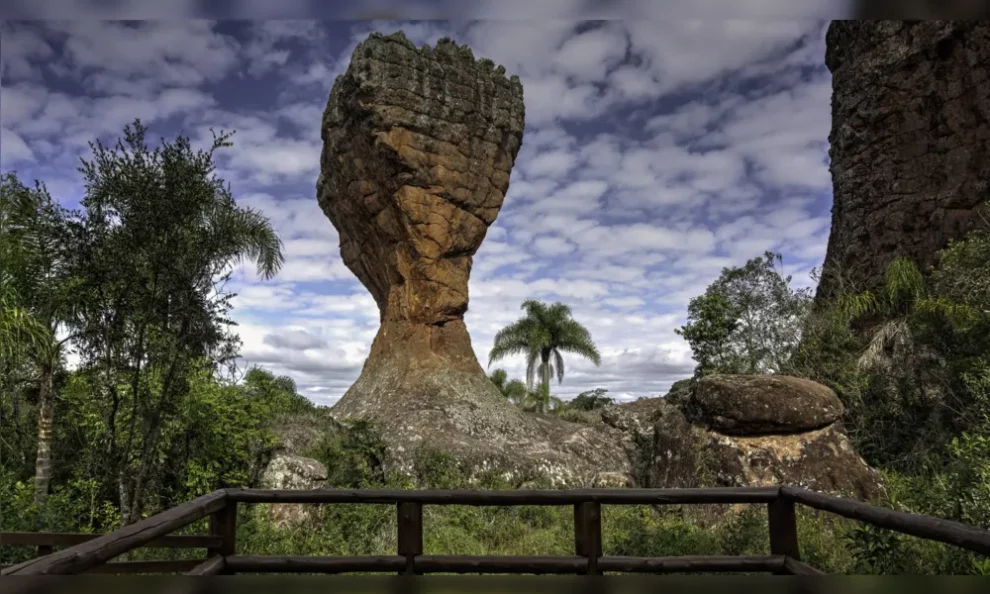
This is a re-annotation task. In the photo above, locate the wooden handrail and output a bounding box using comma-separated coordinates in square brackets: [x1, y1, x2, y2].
[781, 486, 990, 556]
[0, 532, 221, 549]
[225, 486, 781, 505]
[0, 489, 227, 576]
[4, 485, 989, 576]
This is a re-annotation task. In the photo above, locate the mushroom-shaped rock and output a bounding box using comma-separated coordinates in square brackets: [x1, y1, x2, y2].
[316, 32, 628, 485]
[600, 392, 881, 501]
[693, 374, 844, 436]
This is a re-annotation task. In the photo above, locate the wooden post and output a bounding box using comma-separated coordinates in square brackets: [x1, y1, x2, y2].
[397, 502, 423, 575]
[208, 501, 237, 575]
[767, 497, 800, 574]
[574, 502, 602, 575]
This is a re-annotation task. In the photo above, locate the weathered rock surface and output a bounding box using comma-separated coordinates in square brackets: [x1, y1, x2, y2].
[692, 375, 844, 435]
[317, 31, 629, 485]
[817, 21, 990, 300]
[260, 454, 328, 525]
[600, 375, 882, 500]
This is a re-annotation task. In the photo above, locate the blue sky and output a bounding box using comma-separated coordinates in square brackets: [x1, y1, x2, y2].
[1, 19, 836, 404]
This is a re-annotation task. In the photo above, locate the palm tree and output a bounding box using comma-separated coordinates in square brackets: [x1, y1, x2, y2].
[488, 300, 601, 414]
[488, 368, 528, 405]
[0, 175, 49, 364]
[0, 173, 80, 503]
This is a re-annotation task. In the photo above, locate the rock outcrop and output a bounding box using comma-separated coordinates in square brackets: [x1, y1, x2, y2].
[317, 31, 628, 485]
[817, 21, 990, 300]
[691, 375, 843, 436]
[260, 454, 328, 525]
[602, 375, 882, 500]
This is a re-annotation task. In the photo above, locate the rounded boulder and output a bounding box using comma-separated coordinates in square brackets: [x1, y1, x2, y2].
[693, 374, 844, 436]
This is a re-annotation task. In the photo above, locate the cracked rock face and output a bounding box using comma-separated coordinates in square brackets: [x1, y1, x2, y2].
[317, 32, 629, 485]
[817, 21, 990, 300]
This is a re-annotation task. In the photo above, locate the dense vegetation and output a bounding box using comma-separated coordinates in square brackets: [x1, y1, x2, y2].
[2, 121, 990, 574]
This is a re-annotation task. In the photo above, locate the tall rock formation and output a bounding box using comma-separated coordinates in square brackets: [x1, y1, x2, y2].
[317, 31, 628, 485]
[817, 21, 990, 300]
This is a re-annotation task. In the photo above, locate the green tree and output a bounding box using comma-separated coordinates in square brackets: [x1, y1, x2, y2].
[67, 120, 284, 524]
[488, 300, 601, 414]
[677, 251, 812, 376]
[488, 369, 528, 405]
[831, 254, 990, 470]
[242, 366, 313, 416]
[0, 173, 82, 503]
[568, 388, 614, 411]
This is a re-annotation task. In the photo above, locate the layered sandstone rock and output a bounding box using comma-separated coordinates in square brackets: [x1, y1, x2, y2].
[602, 375, 882, 500]
[317, 31, 628, 485]
[817, 21, 990, 300]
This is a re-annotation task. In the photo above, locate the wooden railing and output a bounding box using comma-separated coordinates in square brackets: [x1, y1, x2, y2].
[2, 486, 989, 576]
[0, 531, 219, 574]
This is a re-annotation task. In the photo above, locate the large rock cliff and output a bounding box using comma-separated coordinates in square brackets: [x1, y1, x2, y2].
[817, 21, 990, 300]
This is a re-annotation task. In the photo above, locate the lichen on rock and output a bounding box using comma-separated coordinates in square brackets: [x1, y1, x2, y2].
[691, 374, 844, 436]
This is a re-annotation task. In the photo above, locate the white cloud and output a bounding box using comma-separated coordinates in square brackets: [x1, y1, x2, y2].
[1, 128, 35, 165]
[2, 19, 838, 402]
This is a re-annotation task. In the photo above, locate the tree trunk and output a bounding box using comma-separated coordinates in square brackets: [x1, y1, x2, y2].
[33, 361, 55, 504]
[540, 353, 551, 414]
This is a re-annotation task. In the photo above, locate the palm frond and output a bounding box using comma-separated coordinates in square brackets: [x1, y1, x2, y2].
[553, 349, 565, 384]
[835, 291, 881, 321]
[915, 296, 986, 328]
[488, 320, 537, 366]
[858, 317, 911, 370]
[883, 257, 926, 309]
[525, 348, 540, 389]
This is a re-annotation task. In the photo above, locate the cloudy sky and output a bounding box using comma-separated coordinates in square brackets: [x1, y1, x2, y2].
[1, 17, 836, 404]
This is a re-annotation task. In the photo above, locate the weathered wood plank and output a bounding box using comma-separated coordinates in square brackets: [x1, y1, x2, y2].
[0, 489, 227, 575]
[415, 555, 587, 574]
[82, 559, 205, 574]
[225, 555, 405, 574]
[185, 555, 227, 575]
[0, 532, 221, 549]
[597, 555, 785, 573]
[187, 554, 792, 575]
[781, 486, 990, 556]
[397, 502, 423, 575]
[226, 487, 781, 505]
[573, 502, 601, 575]
[207, 501, 237, 575]
[767, 497, 800, 575]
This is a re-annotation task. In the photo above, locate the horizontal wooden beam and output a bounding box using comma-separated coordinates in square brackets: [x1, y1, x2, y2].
[416, 555, 587, 574]
[185, 555, 227, 575]
[0, 559, 210, 574]
[225, 555, 406, 574]
[0, 490, 227, 576]
[226, 487, 781, 506]
[598, 555, 784, 573]
[219, 554, 796, 575]
[0, 532, 221, 549]
[782, 486, 990, 556]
